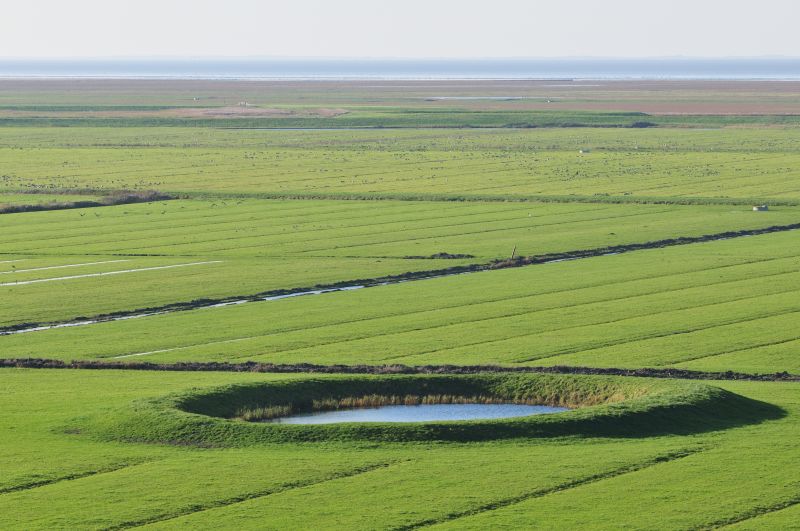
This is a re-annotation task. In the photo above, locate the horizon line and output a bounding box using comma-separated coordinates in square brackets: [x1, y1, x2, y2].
[2, 56, 800, 61]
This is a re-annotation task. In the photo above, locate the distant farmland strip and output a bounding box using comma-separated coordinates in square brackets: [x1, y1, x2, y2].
[5, 129, 800, 201]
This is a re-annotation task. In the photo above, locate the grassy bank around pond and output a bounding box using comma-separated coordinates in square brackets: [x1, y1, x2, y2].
[79, 373, 782, 445]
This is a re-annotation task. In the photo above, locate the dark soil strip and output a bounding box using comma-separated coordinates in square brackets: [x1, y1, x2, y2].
[0, 459, 154, 496]
[395, 448, 704, 530]
[183, 190, 800, 207]
[108, 460, 401, 530]
[0, 190, 175, 215]
[2, 358, 796, 382]
[701, 495, 800, 529]
[3, 221, 800, 337]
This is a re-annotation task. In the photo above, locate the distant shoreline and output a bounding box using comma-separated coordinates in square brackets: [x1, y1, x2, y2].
[3, 77, 800, 81]
[1, 58, 798, 80]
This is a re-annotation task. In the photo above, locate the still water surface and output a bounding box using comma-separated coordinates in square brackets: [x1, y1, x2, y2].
[267, 403, 569, 424]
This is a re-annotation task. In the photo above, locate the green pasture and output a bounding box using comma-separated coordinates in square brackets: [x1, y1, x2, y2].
[3, 198, 795, 328]
[3, 126, 800, 152]
[2, 83, 800, 530]
[0, 368, 796, 529]
[4, 127, 800, 202]
[3, 230, 798, 375]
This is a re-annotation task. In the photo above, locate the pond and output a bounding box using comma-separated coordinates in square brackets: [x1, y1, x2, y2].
[265, 403, 569, 424]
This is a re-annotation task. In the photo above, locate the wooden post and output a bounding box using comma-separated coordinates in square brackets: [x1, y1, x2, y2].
[511, 245, 517, 260]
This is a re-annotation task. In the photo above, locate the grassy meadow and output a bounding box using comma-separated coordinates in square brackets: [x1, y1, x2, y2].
[0, 369, 797, 529]
[3, 229, 799, 374]
[4, 127, 800, 202]
[2, 197, 798, 327]
[0, 79, 798, 529]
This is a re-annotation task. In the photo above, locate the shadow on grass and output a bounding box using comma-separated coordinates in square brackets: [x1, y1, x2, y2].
[79, 374, 788, 446]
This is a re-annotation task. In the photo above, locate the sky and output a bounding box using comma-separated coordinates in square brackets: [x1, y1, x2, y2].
[3, 0, 799, 59]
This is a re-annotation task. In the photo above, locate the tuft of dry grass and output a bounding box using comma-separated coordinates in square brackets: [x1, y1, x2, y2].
[235, 404, 292, 422]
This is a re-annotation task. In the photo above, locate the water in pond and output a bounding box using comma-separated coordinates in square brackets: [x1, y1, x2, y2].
[266, 403, 569, 424]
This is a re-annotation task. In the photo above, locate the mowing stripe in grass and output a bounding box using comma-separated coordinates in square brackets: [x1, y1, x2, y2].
[374, 286, 800, 364]
[161, 205, 622, 257]
[108, 259, 800, 360]
[394, 447, 705, 530]
[107, 460, 404, 530]
[700, 495, 800, 530]
[284, 207, 674, 256]
[0, 459, 157, 496]
[660, 335, 800, 367]
[4, 199, 517, 251]
[0, 261, 223, 287]
[4, 222, 800, 335]
[510, 307, 800, 365]
[305, 282, 800, 366]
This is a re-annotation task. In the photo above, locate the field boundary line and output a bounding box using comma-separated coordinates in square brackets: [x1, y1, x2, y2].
[109, 460, 404, 530]
[394, 447, 705, 530]
[1, 358, 796, 381]
[3, 222, 800, 335]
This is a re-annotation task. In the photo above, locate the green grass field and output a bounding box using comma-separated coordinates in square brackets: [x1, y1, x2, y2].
[4, 127, 800, 203]
[2, 197, 798, 327]
[3, 230, 799, 374]
[0, 369, 797, 529]
[1, 80, 799, 529]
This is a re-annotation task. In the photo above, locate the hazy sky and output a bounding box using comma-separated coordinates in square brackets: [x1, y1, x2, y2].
[4, 0, 799, 59]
